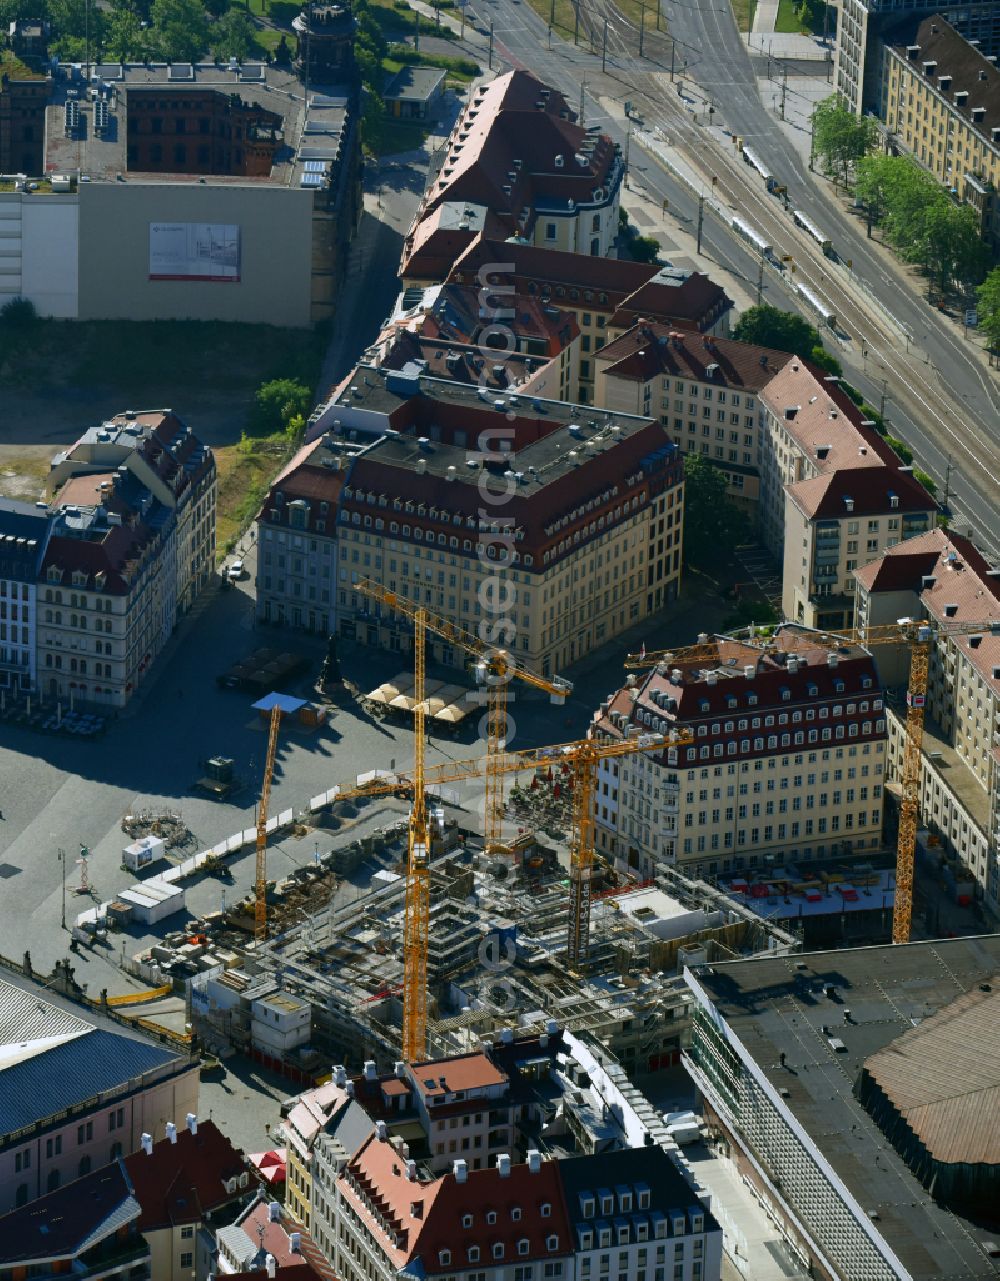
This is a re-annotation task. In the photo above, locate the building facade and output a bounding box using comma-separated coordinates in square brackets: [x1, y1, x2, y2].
[50, 409, 216, 614]
[833, 0, 1000, 116]
[0, 974, 199, 1214]
[879, 15, 1000, 252]
[270, 369, 685, 672]
[0, 499, 51, 695]
[446, 239, 733, 405]
[757, 360, 937, 630]
[592, 626, 888, 880]
[594, 323, 794, 507]
[854, 527, 1000, 911]
[405, 70, 623, 264]
[0, 60, 48, 175]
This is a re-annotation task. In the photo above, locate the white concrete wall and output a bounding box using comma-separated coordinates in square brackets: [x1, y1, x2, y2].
[0, 194, 80, 318]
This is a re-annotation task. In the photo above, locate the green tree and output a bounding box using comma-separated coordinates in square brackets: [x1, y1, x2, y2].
[211, 7, 258, 58]
[249, 378, 312, 435]
[150, 0, 209, 61]
[811, 95, 876, 186]
[809, 344, 841, 376]
[921, 199, 987, 294]
[682, 453, 749, 570]
[913, 469, 937, 497]
[977, 266, 1000, 351]
[629, 235, 660, 264]
[732, 303, 822, 355]
[885, 436, 913, 465]
[105, 0, 147, 60]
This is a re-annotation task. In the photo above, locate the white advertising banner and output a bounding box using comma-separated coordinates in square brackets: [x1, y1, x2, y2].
[148, 222, 241, 282]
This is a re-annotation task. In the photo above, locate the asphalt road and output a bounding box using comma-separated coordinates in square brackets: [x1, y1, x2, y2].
[468, 0, 1000, 557]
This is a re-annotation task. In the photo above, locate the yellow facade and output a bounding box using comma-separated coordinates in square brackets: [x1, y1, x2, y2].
[884, 50, 1000, 250]
[342, 481, 684, 676]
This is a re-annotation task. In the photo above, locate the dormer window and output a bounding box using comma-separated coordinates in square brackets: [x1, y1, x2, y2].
[619, 1191, 632, 1213]
[518, 1239, 530, 1256]
[546, 1235, 559, 1251]
[600, 1195, 613, 1215]
[541, 1203, 552, 1218]
[512, 1208, 522, 1222]
[581, 1196, 595, 1219]
[493, 1244, 505, 1260]
[486, 1211, 497, 1225]
[468, 1246, 480, 1262]
[463, 1214, 474, 1229]
[440, 1250, 452, 1266]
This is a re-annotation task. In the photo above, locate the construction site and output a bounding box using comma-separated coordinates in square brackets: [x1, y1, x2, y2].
[117, 596, 977, 1081]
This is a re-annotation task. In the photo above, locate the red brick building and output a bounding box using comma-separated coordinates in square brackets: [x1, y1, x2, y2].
[125, 87, 282, 177]
[0, 61, 49, 176]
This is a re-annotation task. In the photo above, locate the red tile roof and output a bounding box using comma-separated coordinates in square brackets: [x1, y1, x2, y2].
[607, 275, 732, 330]
[124, 1119, 247, 1231]
[786, 463, 937, 521]
[450, 234, 655, 301]
[411, 71, 618, 248]
[411, 1052, 508, 1098]
[594, 624, 885, 764]
[596, 322, 792, 388]
[414, 1160, 571, 1276]
[855, 528, 1000, 695]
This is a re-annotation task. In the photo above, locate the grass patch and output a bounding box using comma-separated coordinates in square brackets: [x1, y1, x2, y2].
[0, 319, 328, 396]
[0, 50, 43, 79]
[215, 436, 291, 557]
[253, 25, 286, 52]
[774, 0, 807, 32]
[368, 0, 458, 40]
[384, 43, 478, 78]
[728, 0, 755, 31]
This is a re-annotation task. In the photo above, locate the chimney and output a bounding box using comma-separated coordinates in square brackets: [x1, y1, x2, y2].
[528, 1150, 542, 1173]
[186, 1113, 198, 1136]
[266, 1256, 277, 1280]
[395, 1061, 406, 1078]
[454, 1158, 469, 1183]
[406, 1158, 417, 1181]
[545, 1018, 559, 1036]
[269, 1201, 282, 1222]
[290, 1232, 302, 1254]
[827, 652, 839, 668]
[744, 665, 755, 680]
[364, 1059, 377, 1081]
[498, 1153, 512, 1178]
[376, 1120, 389, 1141]
[140, 1133, 153, 1156]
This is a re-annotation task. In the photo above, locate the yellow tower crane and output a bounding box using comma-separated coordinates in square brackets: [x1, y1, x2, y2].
[401, 605, 430, 1063]
[355, 578, 572, 857]
[327, 727, 693, 1003]
[625, 617, 997, 944]
[255, 703, 283, 942]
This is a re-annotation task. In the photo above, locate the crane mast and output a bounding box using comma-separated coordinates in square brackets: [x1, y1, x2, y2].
[255, 704, 282, 942]
[402, 610, 430, 1062]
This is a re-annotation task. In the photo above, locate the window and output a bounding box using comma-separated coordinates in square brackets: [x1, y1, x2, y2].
[181, 1225, 194, 1240]
[541, 1203, 552, 1218]
[180, 1254, 193, 1270]
[545, 223, 557, 240]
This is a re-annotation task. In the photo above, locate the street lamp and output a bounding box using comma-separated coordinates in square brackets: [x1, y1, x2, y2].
[57, 847, 66, 930]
